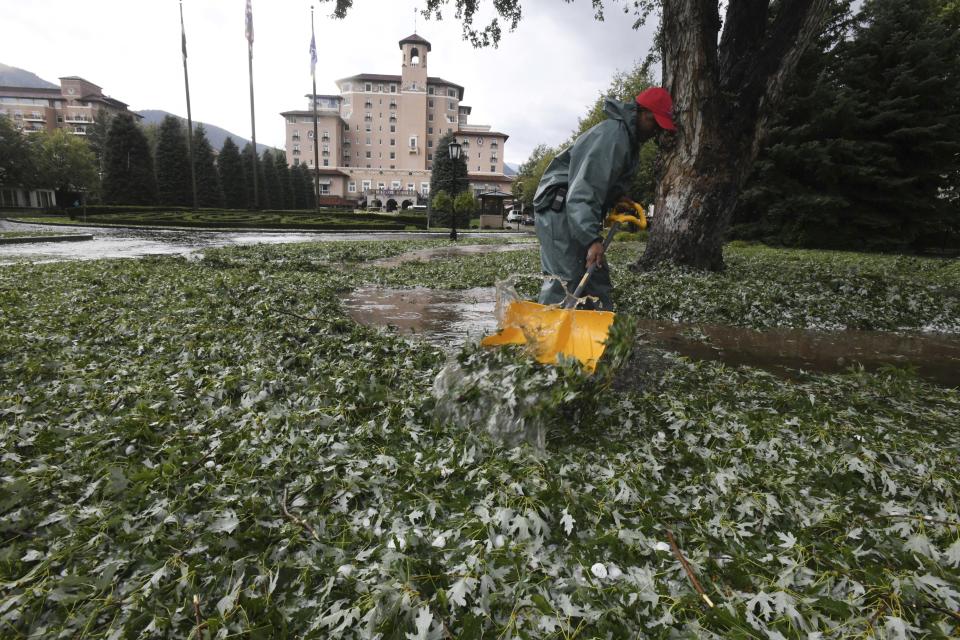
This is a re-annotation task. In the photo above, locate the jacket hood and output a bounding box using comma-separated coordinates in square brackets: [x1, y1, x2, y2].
[603, 98, 639, 147]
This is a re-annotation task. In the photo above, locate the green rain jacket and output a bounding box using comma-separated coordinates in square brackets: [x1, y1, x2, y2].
[532, 98, 641, 309]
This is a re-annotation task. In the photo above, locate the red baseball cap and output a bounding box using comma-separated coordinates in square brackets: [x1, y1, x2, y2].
[636, 87, 676, 131]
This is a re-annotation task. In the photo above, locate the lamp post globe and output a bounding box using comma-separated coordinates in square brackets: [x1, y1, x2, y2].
[447, 141, 462, 241]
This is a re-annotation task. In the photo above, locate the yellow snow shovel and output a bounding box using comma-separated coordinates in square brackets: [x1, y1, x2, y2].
[480, 200, 647, 372]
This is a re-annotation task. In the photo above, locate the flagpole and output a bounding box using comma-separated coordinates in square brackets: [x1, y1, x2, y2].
[180, 1, 197, 211]
[311, 5, 320, 211]
[246, 0, 259, 209]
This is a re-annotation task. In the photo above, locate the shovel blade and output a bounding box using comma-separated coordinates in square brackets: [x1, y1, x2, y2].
[481, 300, 615, 372]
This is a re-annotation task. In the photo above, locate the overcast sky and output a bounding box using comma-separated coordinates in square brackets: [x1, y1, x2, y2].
[0, 0, 658, 165]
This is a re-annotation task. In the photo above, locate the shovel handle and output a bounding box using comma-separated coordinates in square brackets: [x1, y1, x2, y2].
[564, 221, 622, 309]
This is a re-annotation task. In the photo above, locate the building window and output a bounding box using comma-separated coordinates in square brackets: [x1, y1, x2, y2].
[293, 158, 300, 166]
[348, 181, 356, 193]
[390, 84, 397, 93]
[409, 136, 418, 149]
[390, 125, 396, 132]
[448, 89, 457, 97]
[421, 182, 430, 195]
[427, 153, 433, 160]
[391, 180, 401, 189]
[476, 137, 483, 146]
[324, 159, 330, 166]
[308, 130, 314, 138]
[427, 140, 433, 148]
[362, 180, 372, 190]
[319, 183, 330, 195]
[428, 113, 433, 122]
[407, 183, 415, 191]
[365, 124, 371, 132]
[428, 86, 434, 95]
[390, 151, 396, 159]
[366, 136, 371, 145]
[365, 82, 372, 91]
[378, 83, 384, 92]
[378, 182, 386, 189]
[490, 165, 496, 172]
[428, 127, 433, 134]
[448, 100, 454, 110]
[428, 99, 434, 108]
[390, 138, 395, 146]
[365, 151, 372, 158]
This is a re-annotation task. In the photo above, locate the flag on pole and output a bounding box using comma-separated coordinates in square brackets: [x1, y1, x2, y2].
[309, 28, 317, 78]
[245, 0, 253, 45]
[180, 6, 188, 61]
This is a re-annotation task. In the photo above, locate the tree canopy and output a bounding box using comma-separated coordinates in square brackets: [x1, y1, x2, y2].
[155, 115, 192, 207]
[734, 0, 960, 250]
[429, 131, 469, 198]
[102, 113, 157, 206]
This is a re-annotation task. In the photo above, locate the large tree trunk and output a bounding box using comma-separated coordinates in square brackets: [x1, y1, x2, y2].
[636, 0, 832, 271]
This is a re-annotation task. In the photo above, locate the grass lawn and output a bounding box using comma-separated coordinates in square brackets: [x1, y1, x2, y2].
[1, 241, 958, 638]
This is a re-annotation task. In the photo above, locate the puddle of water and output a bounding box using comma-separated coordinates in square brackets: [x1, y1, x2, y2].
[640, 320, 960, 387]
[343, 286, 498, 349]
[343, 286, 960, 387]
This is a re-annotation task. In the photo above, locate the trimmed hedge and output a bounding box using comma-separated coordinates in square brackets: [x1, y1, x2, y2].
[60, 208, 429, 230]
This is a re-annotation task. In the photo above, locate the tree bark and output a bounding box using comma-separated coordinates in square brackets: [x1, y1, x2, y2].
[635, 0, 832, 271]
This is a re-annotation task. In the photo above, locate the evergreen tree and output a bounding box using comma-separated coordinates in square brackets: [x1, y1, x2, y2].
[431, 190, 454, 226]
[289, 163, 306, 209]
[300, 164, 316, 209]
[240, 143, 265, 209]
[735, 0, 960, 250]
[430, 131, 468, 198]
[102, 113, 157, 205]
[155, 115, 192, 206]
[217, 138, 244, 209]
[0, 115, 37, 189]
[193, 126, 224, 208]
[261, 149, 282, 210]
[273, 151, 290, 210]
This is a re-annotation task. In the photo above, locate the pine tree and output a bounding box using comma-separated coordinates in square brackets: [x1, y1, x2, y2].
[217, 138, 244, 209]
[193, 125, 224, 208]
[300, 165, 316, 209]
[289, 163, 305, 209]
[102, 113, 157, 205]
[155, 115, 192, 206]
[0, 115, 37, 189]
[261, 149, 282, 211]
[735, 0, 960, 250]
[430, 131, 468, 198]
[273, 151, 290, 210]
[240, 143, 266, 209]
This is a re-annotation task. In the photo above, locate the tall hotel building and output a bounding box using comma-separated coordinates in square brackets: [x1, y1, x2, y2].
[281, 33, 513, 209]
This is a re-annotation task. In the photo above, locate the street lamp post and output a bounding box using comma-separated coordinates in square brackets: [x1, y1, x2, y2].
[447, 140, 462, 241]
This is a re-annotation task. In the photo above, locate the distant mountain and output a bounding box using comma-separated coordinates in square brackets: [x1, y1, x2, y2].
[504, 163, 519, 176]
[137, 110, 275, 156]
[0, 63, 59, 89]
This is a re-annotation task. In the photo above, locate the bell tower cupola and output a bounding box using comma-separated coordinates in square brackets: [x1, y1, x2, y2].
[400, 33, 430, 91]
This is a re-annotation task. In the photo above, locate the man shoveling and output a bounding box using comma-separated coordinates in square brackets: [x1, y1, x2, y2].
[532, 87, 676, 310]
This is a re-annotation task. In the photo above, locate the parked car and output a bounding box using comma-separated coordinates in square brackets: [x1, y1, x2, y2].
[522, 214, 535, 226]
[505, 210, 523, 223]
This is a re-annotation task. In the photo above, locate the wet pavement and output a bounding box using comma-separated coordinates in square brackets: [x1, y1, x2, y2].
[343, 286, 960, 387]
[0, 219, 528, 265]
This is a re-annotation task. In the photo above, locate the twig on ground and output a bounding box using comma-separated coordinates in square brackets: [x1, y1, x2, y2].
[665, 529, 715, 609]
[281, 487, 321, 541]
[193, 594, 205, 639]
[871, 514, 960, 527]
[274, 307, 322, 323]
